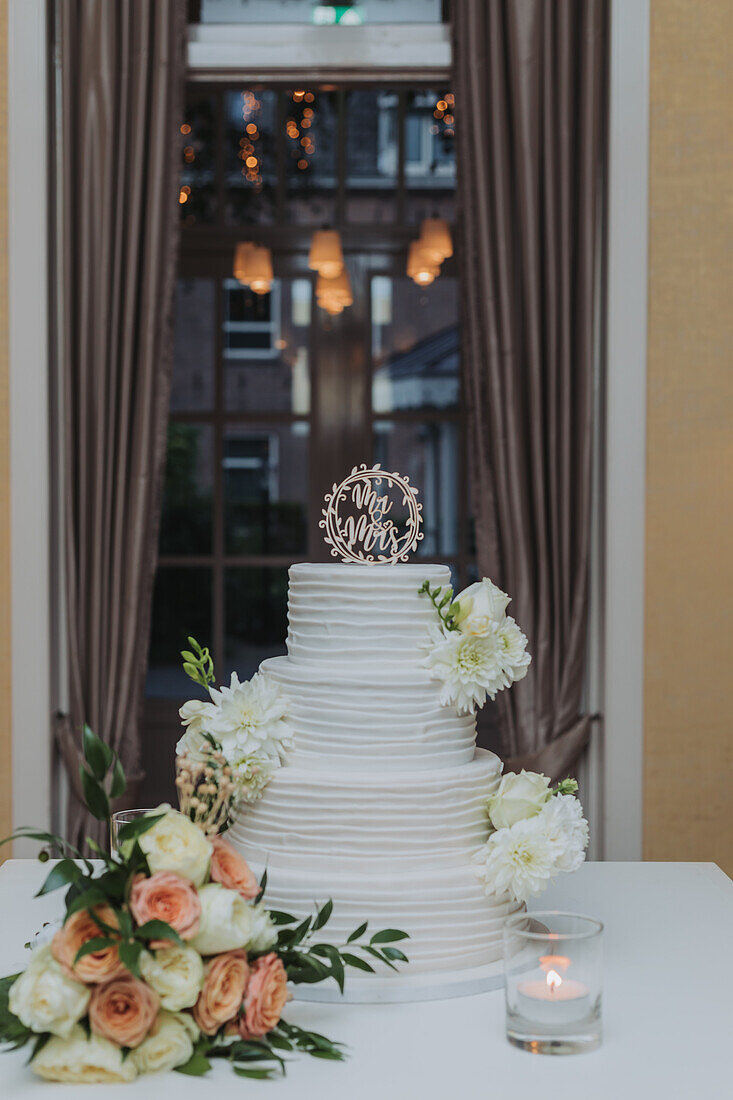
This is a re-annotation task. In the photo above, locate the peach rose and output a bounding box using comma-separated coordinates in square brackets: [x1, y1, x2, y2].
[239, 953, 289, 1039]
[193, 950, 249, 1036]
[209, 837, 259, 900]
[89, 976, 159, 1048]
[129, 872, 201, 947]
[52, 906, 127, 985]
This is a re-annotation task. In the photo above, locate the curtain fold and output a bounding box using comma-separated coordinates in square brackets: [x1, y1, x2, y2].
[55, 0, 187, 848]
[453, 0, 607, 777]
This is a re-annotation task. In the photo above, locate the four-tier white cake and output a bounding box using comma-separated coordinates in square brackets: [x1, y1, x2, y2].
[229, 562, 521, 1001]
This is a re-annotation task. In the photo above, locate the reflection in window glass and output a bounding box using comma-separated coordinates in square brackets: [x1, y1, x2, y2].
[200, 0, 443, 23]
[223, 423, 309, 555]
[372, 277, 459, 413]
[147, 567, 212, 698]
[346, 90, 398, 224]
[285, 89, 337, 225]
[225, 567, 289, 681]
[160, 424, 214, 555]
[171, 279, 215, 412]
[225, 90, 277, 225]
[374, 420, 459, 557]
[404, 89, 456, 225]
[180, 94, 217, 224]
[223, 279, 311, 413]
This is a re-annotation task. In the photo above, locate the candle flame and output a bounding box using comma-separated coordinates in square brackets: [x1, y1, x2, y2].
[546, 968, 563, 994]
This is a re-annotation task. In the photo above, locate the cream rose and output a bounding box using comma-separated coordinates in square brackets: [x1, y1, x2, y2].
[453, 578, 511, 636]
[136, 806, 211, 887]
[487, 770, 552, 830]
[9, 946, 90, 1038]
[176, 699, 218, 757]
[31, 1025, 138, 1084]
[131, 1011, 198, 1075]
[139, 944, 204, 1011]
[190, 883, 253, 956]
[247, 901, 278, 954]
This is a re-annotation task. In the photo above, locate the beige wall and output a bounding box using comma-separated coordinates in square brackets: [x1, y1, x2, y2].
[644, 0, 733, 873]
[0, 0, 11, 851]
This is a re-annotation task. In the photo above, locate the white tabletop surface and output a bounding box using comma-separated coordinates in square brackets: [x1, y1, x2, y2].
[0, 859, 731, 1099]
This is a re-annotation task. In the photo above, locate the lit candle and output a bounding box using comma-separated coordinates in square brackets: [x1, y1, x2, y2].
[516, 955, 591, 1024]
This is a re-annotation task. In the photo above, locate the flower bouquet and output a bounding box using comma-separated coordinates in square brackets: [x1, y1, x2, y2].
[0, 727, 408, 1084]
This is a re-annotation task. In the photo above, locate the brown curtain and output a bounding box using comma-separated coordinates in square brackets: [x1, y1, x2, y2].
[453, 0, 607, 777]
[54, 1, 187, 849]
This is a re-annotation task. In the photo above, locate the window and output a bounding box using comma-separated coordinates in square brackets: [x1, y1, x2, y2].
[143, 79, 468, 802]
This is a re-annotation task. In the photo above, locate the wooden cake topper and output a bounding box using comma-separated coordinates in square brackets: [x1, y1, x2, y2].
[320, 464, 424, 564]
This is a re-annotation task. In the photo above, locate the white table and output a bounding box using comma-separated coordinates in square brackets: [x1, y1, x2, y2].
[0, 859, 731, 1099]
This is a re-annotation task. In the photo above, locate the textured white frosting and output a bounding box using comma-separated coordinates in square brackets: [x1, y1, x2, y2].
[230, 562, 518, 981]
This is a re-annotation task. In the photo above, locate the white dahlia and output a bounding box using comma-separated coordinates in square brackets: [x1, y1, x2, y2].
[538, 793, 589, 873]
[473, 815, 555, 903]
[229, 753, 276, 804]
[423, 626, 506, 713]
[496, 616, 531, 685]
[209, 672, 292, 766]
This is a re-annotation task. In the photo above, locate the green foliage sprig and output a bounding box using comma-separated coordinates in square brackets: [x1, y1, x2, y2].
[418, 579, 462, 632]
[181, 636, 215, 690]
[553, 778, 579, 797]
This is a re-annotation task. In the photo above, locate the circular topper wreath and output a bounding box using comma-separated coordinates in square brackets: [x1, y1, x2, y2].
[319, 463, 424, 564]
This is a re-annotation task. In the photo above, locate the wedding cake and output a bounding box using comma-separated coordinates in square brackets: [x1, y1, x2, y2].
[228, 561, 522, 1000]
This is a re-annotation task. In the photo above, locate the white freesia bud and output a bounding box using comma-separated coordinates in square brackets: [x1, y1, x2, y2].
[137, 806, 212, 887]
[487, 770, 552, 830]
[247, 900, 278, 953]
[9, 945, 90, 1038]
[131, 1011, 198, 1075]
[453, 578, 511, 636]
[139, 945, 204, 1012]
[31, 1025, 138, 1084]
[176, 699, 218, 757]
[190, 883, 253, 955]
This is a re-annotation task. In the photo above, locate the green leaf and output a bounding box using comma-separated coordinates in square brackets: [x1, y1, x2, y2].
[254, 867, 268, 905]
[309, 1049, 345, 1061]
[135, 920, 183, 946]
[73, 937, 115, 964]
[341, 952, 374, 972]
[346, 921, 368, 943]
[382, 946, 409, 962]
[312, 899, 333, 931]
[0, 973, 32, 1048]
[116, 812, 165, 845]
[64, 885, 108, 918]
[109, 755, 126, 800]
[82, 725, 111, 782]
[175, 1052, 212, 1076]
[364, 945, 398, 971]
[289, 915, 311, 945]
[26, 1031, 51, 1065]
[35, 859, 83, 897]
[118, 939, 143, 978]
[268, 910, 297, 926]
[233, 1067, 277, 1079]
[267, 1031, 294, 1052]
[80, 767, 111, 822]
[369, 928, 410, 944]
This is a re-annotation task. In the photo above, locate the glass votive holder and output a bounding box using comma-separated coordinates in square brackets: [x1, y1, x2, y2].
[110, 808, 158, 855]
[503, 911, 603, 1055]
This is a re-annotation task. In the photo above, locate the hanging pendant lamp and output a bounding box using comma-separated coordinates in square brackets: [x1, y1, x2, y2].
[418, 217, 453, 265]
[308, 229, 344, 279]
[407, 241, 439, 286]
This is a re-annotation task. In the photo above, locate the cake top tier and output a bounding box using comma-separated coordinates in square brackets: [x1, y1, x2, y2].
[286, 561, 450, 670]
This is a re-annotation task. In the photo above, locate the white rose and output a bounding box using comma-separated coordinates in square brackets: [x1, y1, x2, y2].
[247, 901, 278, 953]
[190, 883, 253, 955]
[31, 1025, 137, 1084]
[139, 944, 204, 1011]
[137, 806, 212, 886]
[453, 578, 511, 636]
[131, 1011, 198, 1075]
[9, 946, 90, 1039]
[487, 770, 552, 830]
[176, 699, 218, 757]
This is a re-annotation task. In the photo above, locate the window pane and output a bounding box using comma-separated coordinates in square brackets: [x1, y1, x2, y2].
[180, 93, 217, 224]
[373, 420, 459, 556]
[200, 0, 443, 23]
[171, 278, 215, 412]
[372, 276, 459, 413]
[223, 423, 309, 555]
[159, 424, 214, 555]
[346, 90, 398, 224]
[225, 567, 289, 681]
[147, 567, 212, 698]
[223, 278, 311, 413]
[285, 88, 337, 225]
[225, 89, 278, 225]
[404, 89, 456, 225]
